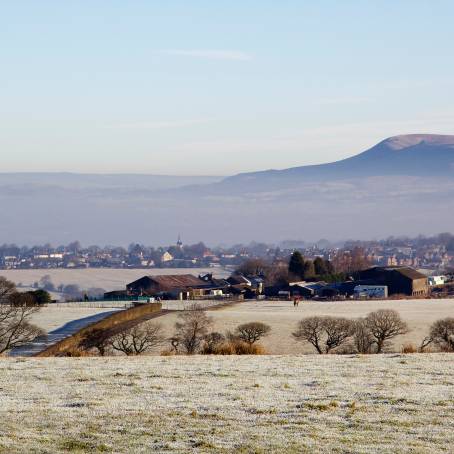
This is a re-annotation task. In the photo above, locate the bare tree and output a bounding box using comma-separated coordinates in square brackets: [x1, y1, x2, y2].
[419, 336, 433, 352]
[293, 317, 325, 354]
[169, 336, 180, 354]
[235, 322, 271, 345]
[173, 304, 213, 354]
[62, 284, 82, 301]
[79, 328, 112, 356]
[235, 259, 270, 277]
[365, 309, 409, 353]
[0, 301, 44, 354]
[39, 275, 56, 292]
[292, 316, 354, 354]
[323, 317, 355, 353]
[352, 319, 375, 354]
[110, 323, 165, 356]
[0, 277, 16, 304]
[428, 318, 454, 352]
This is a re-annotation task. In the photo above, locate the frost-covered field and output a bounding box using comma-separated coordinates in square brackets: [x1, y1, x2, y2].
[156, 299, 454, 354]
[0, 267, 229, 291]
[27, 306, 123, 332]
[0, 354, 453, 453]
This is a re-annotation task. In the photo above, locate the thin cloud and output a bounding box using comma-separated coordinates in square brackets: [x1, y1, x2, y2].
[318, 96, 372, 105]
[157, 49, 252, 61]
[107, 119, 208, 130]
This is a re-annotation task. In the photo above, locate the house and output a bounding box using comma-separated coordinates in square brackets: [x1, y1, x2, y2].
[161, 251, 174, 262]
[358, 266, 428, 296]
[104, 290, 129, 300]
[227, 275, 252, 286]
[289, 281, 327, 298]
[428, 275, 447, 286]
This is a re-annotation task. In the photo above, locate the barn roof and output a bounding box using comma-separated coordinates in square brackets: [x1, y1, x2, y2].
[381, 266, 427, 280]
[150, 274, 205, 288]
[127, 274, 206, 290]
[364, 265, 427, 280]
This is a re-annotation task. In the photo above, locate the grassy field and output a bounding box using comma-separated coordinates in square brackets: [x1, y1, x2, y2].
[155, 298, 454, 354]
[21, 298, 454, 355]
[1, 354, 453, 453]
[0, 267, 229, 292]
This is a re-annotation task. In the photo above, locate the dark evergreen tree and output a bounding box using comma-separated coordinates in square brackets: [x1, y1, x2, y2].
[303, 260, 316, 280]
[314, 257, 328, 275]
[288, 251, 305, 278]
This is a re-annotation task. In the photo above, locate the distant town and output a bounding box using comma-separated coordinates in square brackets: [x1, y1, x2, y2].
[1, 233, 454, 273]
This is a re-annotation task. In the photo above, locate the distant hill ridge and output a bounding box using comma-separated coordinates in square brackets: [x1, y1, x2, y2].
[0, 133, 453, 244]
[220, 134, 454, 189]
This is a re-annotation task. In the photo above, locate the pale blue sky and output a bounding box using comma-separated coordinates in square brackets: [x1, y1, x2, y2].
[1, 1, 454, 175]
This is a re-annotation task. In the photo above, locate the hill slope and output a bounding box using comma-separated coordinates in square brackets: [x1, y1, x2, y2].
[218, 134, 454, 191]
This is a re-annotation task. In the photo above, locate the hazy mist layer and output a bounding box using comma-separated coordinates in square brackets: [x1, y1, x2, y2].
[1, 135, 453, 246]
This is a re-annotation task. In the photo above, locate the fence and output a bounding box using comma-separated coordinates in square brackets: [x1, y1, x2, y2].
[160, 299, 242, 311]
[44, 301, 134, 309]
[44, 298, 242, 311]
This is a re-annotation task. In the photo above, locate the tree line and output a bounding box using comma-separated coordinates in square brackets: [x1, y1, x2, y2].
[235, 248, 371, 286]
[77, 305, 272, 357]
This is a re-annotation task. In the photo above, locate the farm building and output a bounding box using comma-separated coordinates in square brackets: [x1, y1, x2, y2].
[428, 275, 447, 286]
[125, 274, 229, 299]
[358, 266, 428, 296]
[354, 285, 388, 299]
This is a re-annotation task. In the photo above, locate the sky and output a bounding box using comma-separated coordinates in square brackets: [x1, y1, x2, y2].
[1, 1, 454, 176]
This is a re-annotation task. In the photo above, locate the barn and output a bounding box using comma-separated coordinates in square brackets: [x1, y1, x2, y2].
[358, 266, 428, 297]
[125, 274, 227, 299]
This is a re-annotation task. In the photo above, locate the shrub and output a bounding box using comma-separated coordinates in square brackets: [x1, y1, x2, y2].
[212, 342, 237, 355]
[241, 343, 266, 355]
[211, 340, 266, 355]
[235, 322, 271, 345]
[25, 289, 52, 305]
[201, 332, 225, 354]
[401, 343, 417, 354]
[428, 318, 454, 352]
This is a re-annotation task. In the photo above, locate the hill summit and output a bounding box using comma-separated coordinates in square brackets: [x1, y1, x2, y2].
[381, 134, 454, 151]
[220, 133, 454, 190]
